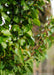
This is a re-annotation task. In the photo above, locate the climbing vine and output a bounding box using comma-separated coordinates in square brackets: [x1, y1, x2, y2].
[0, 0, 54, 75]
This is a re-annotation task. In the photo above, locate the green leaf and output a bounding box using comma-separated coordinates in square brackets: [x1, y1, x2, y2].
[0, 62, 4, 69]
[1, 42, 7, 49]
[1, 29, 11, 36]
[47, 39, 52, 48]
[27, 30, 33, 36]
[28, 18, 32, 24]
[23, 3, 29, 10]
[33, 18, 40, 26]
[12, 25, 20, 31]
[37, 5, 43, 12]
[24, 51, 31, 57]
[18, 49, 24, 64]
[0, 19, 2, 24]
[20, 39, 25, 46]
[0, 5, 3, 11]
[13, 16, 19, 23]
[2, 12, 11, 22]
[48, 31, 52, 36]
[51, 28, 54, 33]
[0, 37, 3, 44]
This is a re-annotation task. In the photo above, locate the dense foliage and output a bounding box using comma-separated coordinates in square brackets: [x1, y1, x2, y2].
[0, 0, 54, 75]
